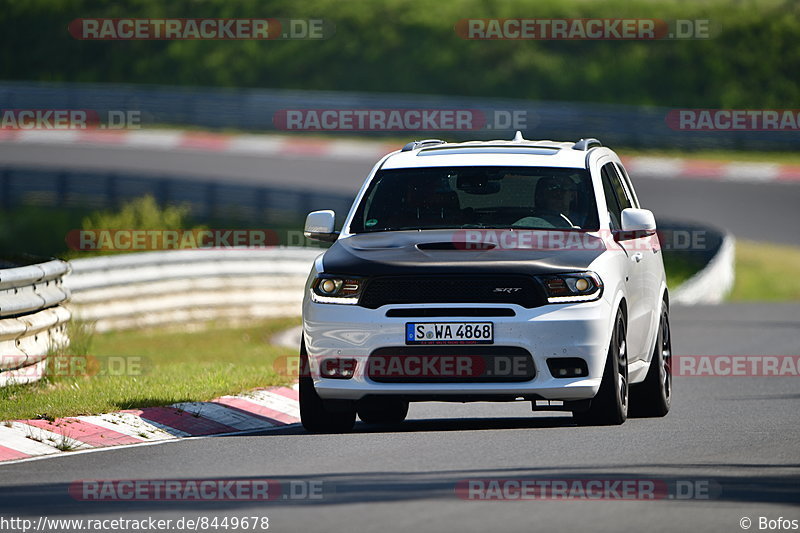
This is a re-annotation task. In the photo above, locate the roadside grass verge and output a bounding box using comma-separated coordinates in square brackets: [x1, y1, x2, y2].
[730, 240, 800, 301]
[0, 317, 301, 422]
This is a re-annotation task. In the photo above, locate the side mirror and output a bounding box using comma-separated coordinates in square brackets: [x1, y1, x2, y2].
[304, 210, 338, 242]
[617, 208, 657, 240]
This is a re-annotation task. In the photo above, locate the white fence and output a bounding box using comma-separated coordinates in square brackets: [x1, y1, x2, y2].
[0, 260, 71, 386]
[65, 248, 322, 332]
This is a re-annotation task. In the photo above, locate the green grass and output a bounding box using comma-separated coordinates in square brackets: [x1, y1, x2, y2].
[0, 317, 301, 421]
[730, 240, 800, 301]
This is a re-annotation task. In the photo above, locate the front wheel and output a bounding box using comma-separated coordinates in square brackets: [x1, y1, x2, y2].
[573, 309, 628, 426]
[630, 301, 672, 418]
[299, 341, 356, 433]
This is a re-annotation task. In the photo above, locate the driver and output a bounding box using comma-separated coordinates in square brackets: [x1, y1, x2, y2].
[513, 176, 578, 228]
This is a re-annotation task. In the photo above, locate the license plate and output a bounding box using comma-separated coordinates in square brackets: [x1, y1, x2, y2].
[405, 322, 494, 345]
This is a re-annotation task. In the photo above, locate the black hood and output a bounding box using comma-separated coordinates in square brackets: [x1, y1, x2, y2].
[321, 230, 606, 276]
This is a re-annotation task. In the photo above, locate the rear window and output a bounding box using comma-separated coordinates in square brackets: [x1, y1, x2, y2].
[351, 166, 599, 233]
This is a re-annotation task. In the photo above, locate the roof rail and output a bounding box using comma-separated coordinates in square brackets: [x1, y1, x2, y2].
[572, 138, 602, 151]
[401, 139, 446, 152]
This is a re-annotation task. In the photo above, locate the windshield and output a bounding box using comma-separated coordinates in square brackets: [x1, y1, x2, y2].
[351, 166, 599, 233]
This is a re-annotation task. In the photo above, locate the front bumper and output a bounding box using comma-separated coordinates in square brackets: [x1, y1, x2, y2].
[302, 296, 614, 401]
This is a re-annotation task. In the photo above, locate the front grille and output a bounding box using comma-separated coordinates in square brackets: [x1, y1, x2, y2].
[359, 275, 545, 309]
[367, 346, 535, 383]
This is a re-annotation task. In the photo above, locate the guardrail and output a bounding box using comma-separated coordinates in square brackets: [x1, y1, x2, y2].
[0, 166, 355, 225]
[65, 248, 322, 332]
[0, 259, 71, 387]
[1, 81, 796, 151]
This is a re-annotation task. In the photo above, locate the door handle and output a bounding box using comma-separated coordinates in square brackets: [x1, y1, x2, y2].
[631, 252, 643, 263]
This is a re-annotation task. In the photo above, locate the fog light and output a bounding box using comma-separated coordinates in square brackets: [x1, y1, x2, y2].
[547, 358, 589, 379]
[320, 358, 357, 379]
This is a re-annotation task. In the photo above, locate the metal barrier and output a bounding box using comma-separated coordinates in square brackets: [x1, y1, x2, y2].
[0, 166, 355, 224]
[65, 248, 322, 332]
[0, 259, 71, 387]
[1, 81, 796, 151]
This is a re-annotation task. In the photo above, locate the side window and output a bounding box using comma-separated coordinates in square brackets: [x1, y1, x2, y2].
[608, 164, 633, 212]
[600, 163, 623, 230]
[614, 163, 639, 208]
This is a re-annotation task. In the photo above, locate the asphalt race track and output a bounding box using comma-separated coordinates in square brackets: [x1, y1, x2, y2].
[0, 303, 798, 533]
[1, 143, 799, 245]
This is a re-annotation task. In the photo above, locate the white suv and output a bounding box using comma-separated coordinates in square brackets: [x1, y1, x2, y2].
[300, 134, 672, 432]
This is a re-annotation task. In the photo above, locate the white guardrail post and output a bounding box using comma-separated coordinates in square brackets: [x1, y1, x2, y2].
[0, 259, 71, 387]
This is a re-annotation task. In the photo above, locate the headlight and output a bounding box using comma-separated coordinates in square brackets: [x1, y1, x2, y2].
[310, 275, 363, 304]
[536, 272, 603, 303]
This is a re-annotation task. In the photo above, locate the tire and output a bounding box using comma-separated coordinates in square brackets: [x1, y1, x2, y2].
[630, 301, 672, 418]
[573, 309, 628, 426]
[299, 341, 356, 433]
[357, 398, 409, 425]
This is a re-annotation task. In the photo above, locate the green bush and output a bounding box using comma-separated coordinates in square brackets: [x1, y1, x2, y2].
[81, 195, 190, 234]
[73, 195, 201, 257]
[0, 196, 201, 259]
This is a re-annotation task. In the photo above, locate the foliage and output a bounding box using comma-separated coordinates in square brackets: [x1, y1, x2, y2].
[0, 0, 797, 108]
